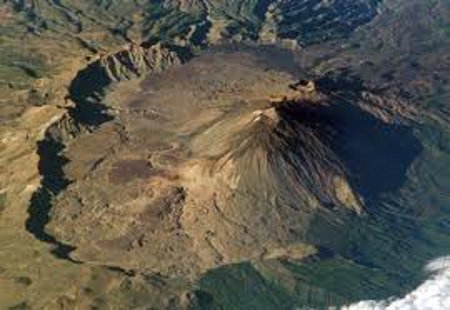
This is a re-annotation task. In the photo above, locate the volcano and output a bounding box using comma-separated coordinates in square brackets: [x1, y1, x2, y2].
[45, 47, 420, 277]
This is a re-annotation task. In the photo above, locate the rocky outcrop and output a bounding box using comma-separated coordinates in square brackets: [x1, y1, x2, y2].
[25, 44, 183, 260]
[98, 44, 181, 82]
[68, 44, 182, 126]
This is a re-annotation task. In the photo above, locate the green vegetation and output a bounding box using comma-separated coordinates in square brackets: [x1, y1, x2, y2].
[0, 192, 6, 215]
[200, 263, 294, 310]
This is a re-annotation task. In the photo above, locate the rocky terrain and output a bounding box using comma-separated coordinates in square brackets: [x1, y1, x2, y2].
[1, 0, 450, 309]
[48, 48, 354, 275]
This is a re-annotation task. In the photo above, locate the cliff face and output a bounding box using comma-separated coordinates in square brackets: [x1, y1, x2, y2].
[24, 44, 183, 263]
[67, 44, 182, 126]
[98, 44, 182, 82]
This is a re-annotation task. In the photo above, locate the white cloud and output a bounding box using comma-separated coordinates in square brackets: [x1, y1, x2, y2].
[340, 256, 450, 310]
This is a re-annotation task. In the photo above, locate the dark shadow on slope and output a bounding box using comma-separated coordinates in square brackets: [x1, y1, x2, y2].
[25, 54, 121, 260]
[68, 61, 114, 127]
[328, 103, 421, 199]
[25, 138, 78, 261]
[24, 55, 116, 262]
[199, 86, 424, 310]
[278, 91, 421, 202]
[25, 59, 116, 261]
[316, 75, 422, 200]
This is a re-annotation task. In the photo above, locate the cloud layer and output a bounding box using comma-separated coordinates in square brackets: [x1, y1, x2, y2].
[341, 256, 450, 310]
